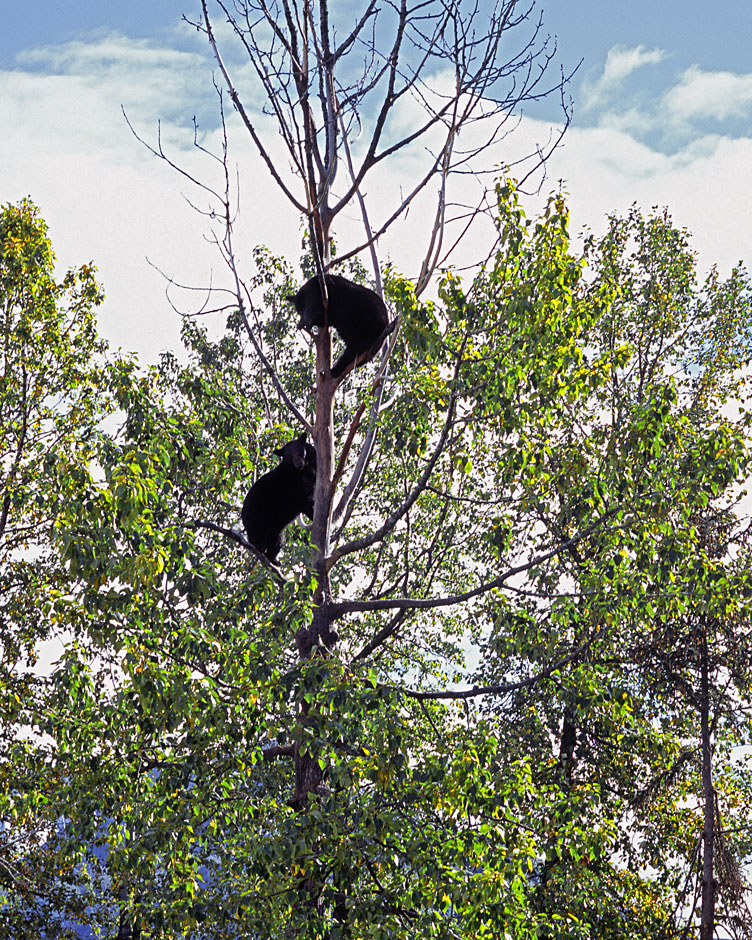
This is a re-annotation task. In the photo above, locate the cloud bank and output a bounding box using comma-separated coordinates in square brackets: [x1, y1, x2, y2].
[664, 65, 752, 125]
[2, 32, 751, 364]
[582, 44, 667, 110]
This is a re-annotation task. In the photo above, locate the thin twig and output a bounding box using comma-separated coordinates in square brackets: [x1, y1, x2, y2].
[402, 628, 604, 701]
[189, 519, 285, 582]
[330, 506, 623, 618]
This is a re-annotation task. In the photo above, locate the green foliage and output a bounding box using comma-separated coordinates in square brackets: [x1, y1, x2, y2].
[0, 198, 111, 937]
[5, 189, 752, 937]
[476, 193, 752, 937]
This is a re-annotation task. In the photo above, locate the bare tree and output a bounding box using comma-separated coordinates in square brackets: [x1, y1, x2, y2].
[119, 4, 588, 933]
[192, 0, 571, 286]
[173, 0, 575, 827]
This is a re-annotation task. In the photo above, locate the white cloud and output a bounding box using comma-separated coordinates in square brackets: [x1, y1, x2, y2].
[0, 32, 301, 361]
[0, 66, 212, 359]
[582, 45, 666, 110]
[2, 28, 751, 372]
[579, 52, 752, 154]
[601, 45, 667, 87]
[542, 125, 752, 276]
[663, 64, 752, 125]
[18, 32, 200, 74]
[16, 32, 212, 124]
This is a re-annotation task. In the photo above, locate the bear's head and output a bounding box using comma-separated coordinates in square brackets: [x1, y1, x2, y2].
[274, 433, 314, 471]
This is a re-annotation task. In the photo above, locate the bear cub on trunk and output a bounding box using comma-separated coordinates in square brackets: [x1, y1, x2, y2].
[242, 434, 316, 563]
[288, 274, 394, 379]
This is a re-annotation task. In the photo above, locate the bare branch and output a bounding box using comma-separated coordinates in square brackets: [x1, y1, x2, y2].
[236, 282, 313, 435]
[332, 323, 402, 529]
[201, 0, 307, 211]
[188, 519, 286, 582]
[333, 2, 378, 64]
[329, 506, 623, 618]
[213, 96, 313, 433]
[262, 743, 295, 759]
[122, 109, 226, 205]
[330, 336, 467, 565]
[401, 629, 603, 700]
[197, 0, 572, 272]
[336, 89, 382, 293]
[353, 608, 409, 662]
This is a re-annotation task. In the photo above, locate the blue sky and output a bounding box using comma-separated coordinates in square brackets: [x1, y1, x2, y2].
[2, 1, 751, 359]
[6, 2, 752, 94]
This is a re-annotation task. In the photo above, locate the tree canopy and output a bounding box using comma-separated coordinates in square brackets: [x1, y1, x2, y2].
[3, 2, 752, 938]
[3, 187, 752, 938]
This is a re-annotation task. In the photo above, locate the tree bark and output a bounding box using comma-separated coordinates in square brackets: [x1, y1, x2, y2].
[292, 299, 336, 812]
[699, 622, 716, 940]
[116, 883, 140, 940]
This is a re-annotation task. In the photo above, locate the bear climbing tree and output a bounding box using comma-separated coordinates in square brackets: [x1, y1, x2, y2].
[192, 0, 574, 900]
[288, 274, 395, 379]
[241, 434, 316, 563]
[116, 2, 582, 937]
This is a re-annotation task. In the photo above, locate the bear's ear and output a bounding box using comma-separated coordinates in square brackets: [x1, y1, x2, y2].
[296, 432, 307, 443]
[286, 293, 297, 303]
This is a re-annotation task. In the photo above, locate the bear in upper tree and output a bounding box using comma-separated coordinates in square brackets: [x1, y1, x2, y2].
[241, 433, 316, 564]
[288, 273, 394, 379]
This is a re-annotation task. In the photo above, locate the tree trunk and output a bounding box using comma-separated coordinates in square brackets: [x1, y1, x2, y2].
[558, 706, 577, 788]
[291, 319, 334, 804]
[290, 246, 340, 940]
[116, 883, 140, 940]
[699, 622, 715, 940]
[534, 703, 578, 910]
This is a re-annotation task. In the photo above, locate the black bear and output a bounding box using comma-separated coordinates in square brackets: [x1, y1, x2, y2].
[288, 273, 393, 379]
[241, 434, 316, 563]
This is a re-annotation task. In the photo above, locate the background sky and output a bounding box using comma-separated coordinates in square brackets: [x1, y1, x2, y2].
[2, 1, 751, 361]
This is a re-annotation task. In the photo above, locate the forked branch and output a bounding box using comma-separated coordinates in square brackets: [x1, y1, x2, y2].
[329, 506, 623, 618]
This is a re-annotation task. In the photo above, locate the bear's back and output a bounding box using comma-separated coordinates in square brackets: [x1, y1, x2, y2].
[293, 274, 387, 345]
[326, 275, 387, 345]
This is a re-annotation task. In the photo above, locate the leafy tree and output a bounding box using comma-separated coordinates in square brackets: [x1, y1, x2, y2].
[477, 205, 752, 938]
[0, 198, 110, 937]
[38, 184, 615, 937]
[7, 3, 752, 939]
[34, 178, 752, 939]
